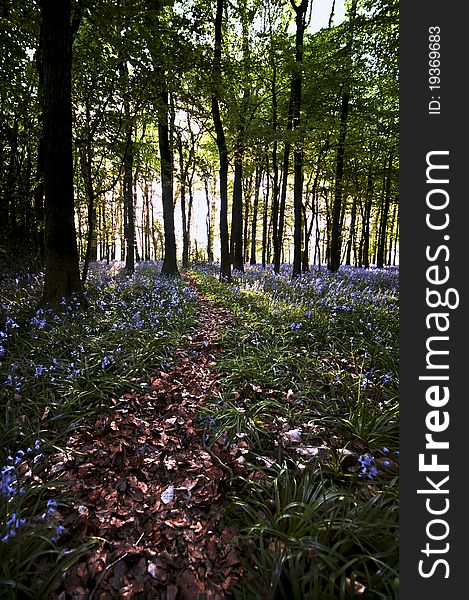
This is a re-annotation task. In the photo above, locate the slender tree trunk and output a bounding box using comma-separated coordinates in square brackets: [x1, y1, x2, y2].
[178, 135, 189, 266]
[361, 167, 373, 269]
[33, 130, 45, 262]
[39, 0, 84, 306]
[123, 133, 134, 272]
[187, 169, 194, 262]
[291, 0, 308, 278]
[242, 174, 252, 263]
[80, 101, 98, 283]
[392, 215, 399, 266]
[211, 0, 230, 281]
[277, 95, 293, 271]
[261, 156, 270, 268]
[123, 103, 135, 273]
[376, 152, 393, 268]
[231, 138, 244, 271]
[6, 119, 19, 250]
[271, 62, 282, 273]
[250, 165, 261, 265]
[345, 195, 357, 265]
[329, 91, 349, 272]
[159, 88, 178, 275]
[387, 199, 398, 266]
[205, 178, 215, 262]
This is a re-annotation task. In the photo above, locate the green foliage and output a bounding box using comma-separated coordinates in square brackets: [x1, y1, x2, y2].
[0, 262, 197, 594]
[191, 264, 399, 597]
[231, 463, 399, 599]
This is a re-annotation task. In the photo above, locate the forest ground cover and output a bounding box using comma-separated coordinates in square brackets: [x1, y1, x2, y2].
[190, 263, 399, 599]
[0, 261, 399, 599]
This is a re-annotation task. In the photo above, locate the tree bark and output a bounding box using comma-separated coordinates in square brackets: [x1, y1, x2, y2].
[329, 91, 349, 272]
[376, 152, 393, 268]
[230, 136, 244, 271]
[290, 0, 308, 278]
[250, 165, 261, 265]
[361, 167, 373, 268]
[39, 0, 84, 306]
[211, 0, 231, 281]
[159, 88, 179, 275]
[123, 94, 135, 274]
[261, 155, 270, 268]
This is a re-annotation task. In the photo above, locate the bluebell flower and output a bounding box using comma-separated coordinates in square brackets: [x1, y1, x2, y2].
[35, 365, 48, 377]
[358, 453, 378, 479]
[5, 317, 19, 330]
[51, 524, 65, 542]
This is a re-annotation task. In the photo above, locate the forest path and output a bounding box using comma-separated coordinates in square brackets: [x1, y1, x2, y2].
[51, 277, 242, 600]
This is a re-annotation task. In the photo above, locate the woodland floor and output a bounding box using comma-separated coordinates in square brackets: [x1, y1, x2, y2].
[47, 282, 244, 600]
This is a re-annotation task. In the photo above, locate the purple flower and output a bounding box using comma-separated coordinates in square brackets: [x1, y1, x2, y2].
[358, 454, 378, 479]
[51, 524, 65, 542]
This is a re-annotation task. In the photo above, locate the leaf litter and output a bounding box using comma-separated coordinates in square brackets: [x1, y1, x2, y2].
[45, 285, 243, 600]
[23, 276, 398, 599]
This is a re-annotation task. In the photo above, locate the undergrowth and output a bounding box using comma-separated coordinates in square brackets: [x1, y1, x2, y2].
[190, 263, 399, 599]
[0, 261, 197, 597]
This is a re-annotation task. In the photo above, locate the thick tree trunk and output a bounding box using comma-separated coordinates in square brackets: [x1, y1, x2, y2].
[159, 89, 178, 275]
[39, 0, 84, 306]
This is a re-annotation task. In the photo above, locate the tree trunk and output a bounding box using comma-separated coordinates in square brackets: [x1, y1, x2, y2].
[261, 155, 270, 268]
[231, 138, 244, 271]
[211, 0, 231, 281]
[291, 0, 308, 278]
[159, 88, 179, 275]
[361, 167, 373, 269]
[250, 165, 261, 265]
[80, 100, 98, 283]
[277, 94, 293, 272]
[205, 177, 215, 262]
[178, 134, 189, 266]
[345, 195, 357, 265]
[123, 107, 135, 273]
[329, 91, 349, 272]
[376, 152, 393, 268]
[39, 0, 84, 306]
[387, 198, 398, 266]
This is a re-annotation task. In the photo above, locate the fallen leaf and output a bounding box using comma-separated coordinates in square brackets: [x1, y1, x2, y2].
[161, 485, 174, 504]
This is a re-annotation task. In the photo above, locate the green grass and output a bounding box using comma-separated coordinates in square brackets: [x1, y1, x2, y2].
[190, 263, 399, 599]
[0, 261, 198, 597]
[1, 261, 399, 597]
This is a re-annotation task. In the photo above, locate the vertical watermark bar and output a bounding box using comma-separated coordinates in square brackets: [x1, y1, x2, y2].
[400, 1, 466, 597]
